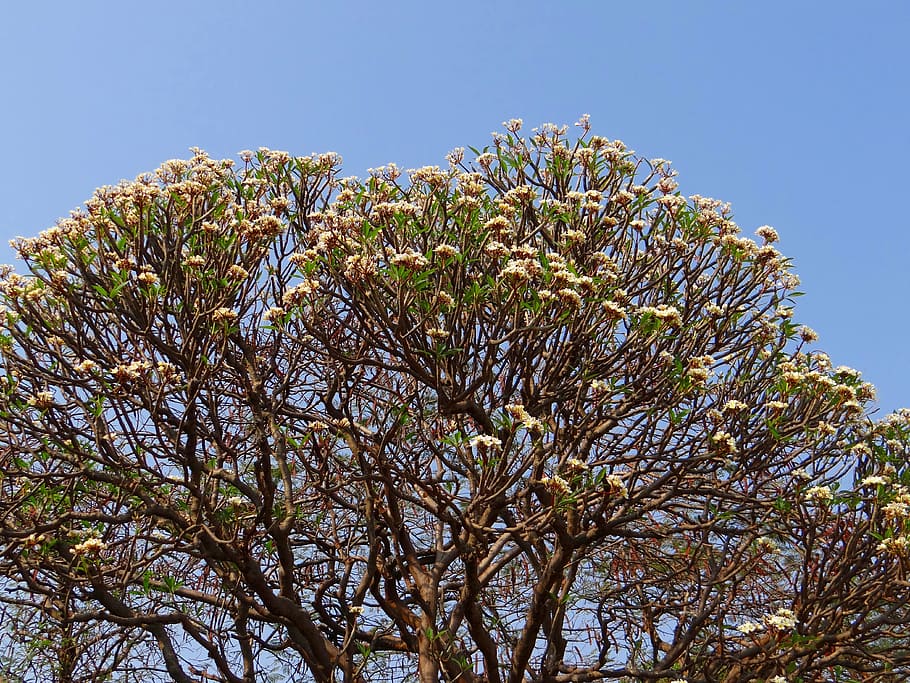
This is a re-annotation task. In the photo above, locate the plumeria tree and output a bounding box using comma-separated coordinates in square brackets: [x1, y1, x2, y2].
[1, 118, 909, 683]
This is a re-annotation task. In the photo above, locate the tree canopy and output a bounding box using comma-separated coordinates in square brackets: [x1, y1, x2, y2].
[1, 119, 909, 682]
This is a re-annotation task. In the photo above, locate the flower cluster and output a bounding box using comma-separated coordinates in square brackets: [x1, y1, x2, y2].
[603, 473, 628, 498]
[72, 537, 106, 556]
[468, 435, 502, 451]
[710, 430, 738, 456]
[283, 279, 320, 306]
[637, 304, 682, 328]
[541, 475, 571, 496]
[504, 403, 544, 433]
[804, 485, 834, 503]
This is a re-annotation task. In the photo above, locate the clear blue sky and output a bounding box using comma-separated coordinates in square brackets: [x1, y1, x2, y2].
[1, 1, 907, 414]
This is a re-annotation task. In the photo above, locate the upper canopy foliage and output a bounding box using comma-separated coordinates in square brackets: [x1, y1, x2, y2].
[0, 119, 908, 682]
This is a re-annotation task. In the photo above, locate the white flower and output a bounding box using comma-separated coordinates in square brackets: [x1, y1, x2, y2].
[283, 279, 320, 305]
[212, 307, 238, 324]
[28, 391, 54, 409]
[763, 608, 796, 631]
[710, 431, 738, 455]
[736, 621, 764, 635]
[541, 475, 571, 496]
[433, 244, 459, 259]
[468, 435, 502, 451]
[722, 400, 748, 413]
[637, 304, 682, 327]
[877, 536, 910, 556]
[603, 474, 628, 498]
[72, 537, 106, 555]
[565, 458, 588, 473]
[804, 485, 833, 503]
[755, 225, 779, 243]
[389, 249, 429, 271]
[263, 306, 286, 322]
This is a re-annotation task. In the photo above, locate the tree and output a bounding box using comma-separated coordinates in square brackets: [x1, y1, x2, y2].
[0, 118, 908, 683]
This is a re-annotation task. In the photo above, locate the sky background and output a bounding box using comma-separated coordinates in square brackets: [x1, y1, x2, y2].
[0, 1, 907, 414]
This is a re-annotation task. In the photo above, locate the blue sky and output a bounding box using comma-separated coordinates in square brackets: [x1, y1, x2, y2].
[1, 1, 907, 414]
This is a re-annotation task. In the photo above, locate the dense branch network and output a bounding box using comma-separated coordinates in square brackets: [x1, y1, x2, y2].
[0, 120, 909, 682]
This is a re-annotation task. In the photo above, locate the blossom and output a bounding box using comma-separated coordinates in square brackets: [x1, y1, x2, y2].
[500, 258, 541, 283]
[637, 304, 682, 327]
[28, 391, 54, 409]
[72, 537, 106, 556]
[565, 458, 589, 473]
[113, 361, 148, 383]
[736, 621, 764, 635]
[250, 215, 285, 238]
[755, 225, 779, 243]
[433, 244, 459, 259]
[541, 475, 571, 496]
[799, 326, 818, 343]
[722, 400, 748, 413]
[882, 500, 910, 519]
[505, 404, 544, 432]
[877, 536, 910, 556]
[74, 360, 97, 373]
[283, 279, 320, 306]
[850, 442, 872, 458]
[23, 533, 46, 548]
[389, 249, 429, 271]
[468, 435, 502, 451]
[212, 307, 238, 324]
[344, 254, 377, 282]
[483, 241, 511, 259]
[763, 608, 796, 631]
[262, 306, 286, 322]
[860, 475, 888, 487]
[183, 255, 206, 268]
[484, 216, 512, 236]
[603, 474, 628, 498]
[602, 300, 627, 320]
[815, 421, 837, 435]
[556, 288, 582, 308]
[842, 400, 863, 414]
[710, 431, 738, 455]
[503, 118, 523, 133]
[227, 265, 249, 280]
[611, 190, 635, 206]
[834, 365, 862, 379]
[435, 291, 455, 308]
[288, 252, 310, 267]
[804, 485, 833, 503]
[687, 367, 710, 384]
